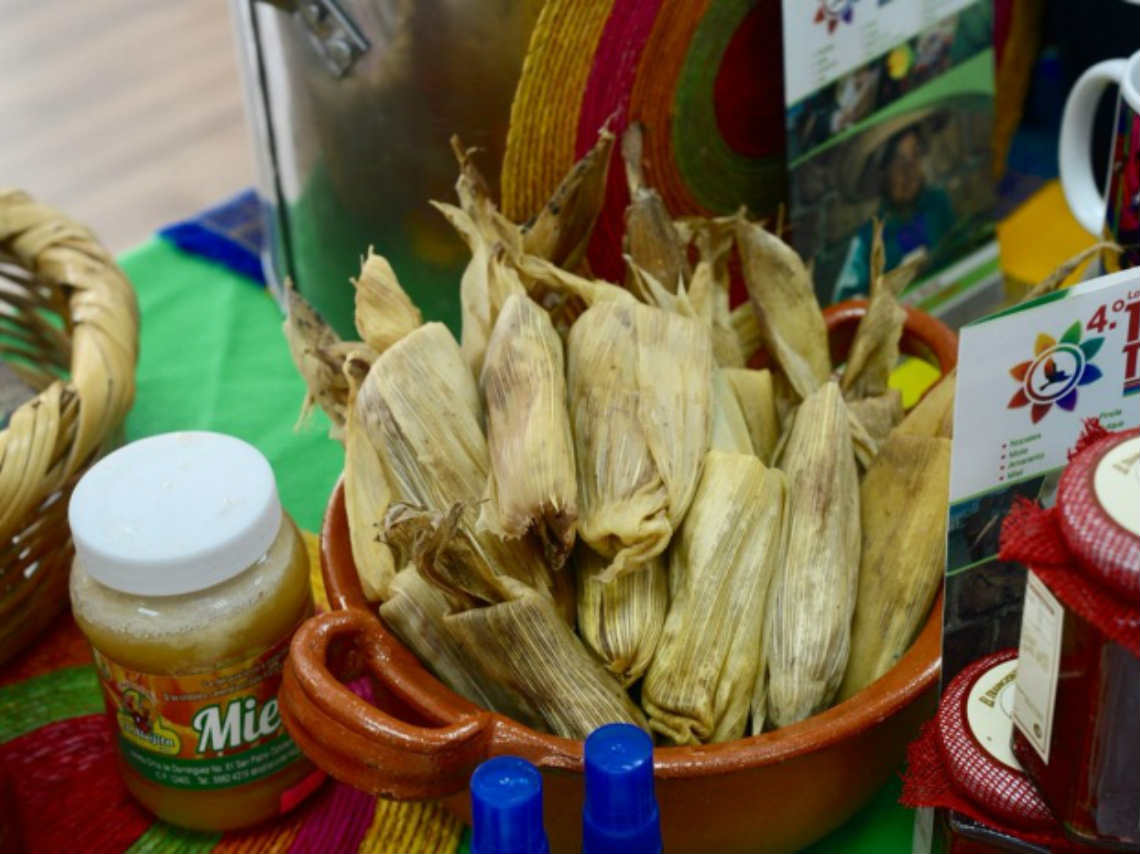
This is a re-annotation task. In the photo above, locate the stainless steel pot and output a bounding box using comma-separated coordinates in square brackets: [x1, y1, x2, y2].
[231, 0, 542, 336]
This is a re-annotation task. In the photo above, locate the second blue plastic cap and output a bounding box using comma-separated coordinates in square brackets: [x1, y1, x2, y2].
[582, 723, 662, 854]
[470, 756, 549, 854]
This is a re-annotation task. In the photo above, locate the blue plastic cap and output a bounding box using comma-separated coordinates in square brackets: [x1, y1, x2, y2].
[582, 724, 662, 854]
[470, 756, 550, 854]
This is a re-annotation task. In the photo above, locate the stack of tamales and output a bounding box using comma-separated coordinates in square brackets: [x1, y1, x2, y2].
[284, 126, 953, 744]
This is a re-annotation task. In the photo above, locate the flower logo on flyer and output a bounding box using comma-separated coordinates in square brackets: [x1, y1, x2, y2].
[814, 0, 859, 33]
[1008, 321, 1104, 423]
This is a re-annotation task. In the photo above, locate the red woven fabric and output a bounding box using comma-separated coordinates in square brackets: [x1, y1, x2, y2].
[999, 425, 1140, 658]
[1, 714, 150, 854]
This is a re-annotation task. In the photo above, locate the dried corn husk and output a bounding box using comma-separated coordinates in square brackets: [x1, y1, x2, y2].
[379, 566, 544, 728]
[896, 369, 956, 439]
[710, 369, 754, 454]
[846, 390, 904, 453]
[735, 218, 830, 399]
[841, 223, 906, 399]
[576, 546, 667, 687]
[356, 324, 554, 598]
[430, 206, 526, 377]
[449, 136, 520, 249]
[522, 128, 614, 270]
[283, 284, 377, 437]
[444, 590, 648, 738]
[838, 432, 951, 700]
[512, 252, 637, 310]
[479, 293, 577, 568]
[765, 382, 861, 726]
[354, 251, 422, 353]
[343, 353, 395, 601]
[643, 451, 787, 744]
[723, 368, 780, 464]
[568, 301, 713, 581]
[622, 124, 689, 292]
[687, 219, 742, 367]
[730, 303, 763, 364]
[356, 323, 484, 508]
[750, 630, 770, 734]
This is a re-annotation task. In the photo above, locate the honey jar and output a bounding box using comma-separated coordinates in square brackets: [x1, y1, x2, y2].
[931, 651, 1059, 854]
[1004, 428, 1139, 851]
[69, 431, 320, 831]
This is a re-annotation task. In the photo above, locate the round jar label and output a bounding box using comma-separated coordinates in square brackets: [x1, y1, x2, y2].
[965, 658, 1022, 771]
[1094, 436, 1140, 537]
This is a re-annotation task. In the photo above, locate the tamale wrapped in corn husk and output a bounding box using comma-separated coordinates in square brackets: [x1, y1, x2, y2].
[643, 451, 787, 744]
[841, 223, 906, 400]
[838, 432, 951, 700]
[384, 503, 644, 738]
[622, 124, 690, 293]
[343, 353, 395, 601]
[449, 136, 520, 249]
[379, 566, 544, 728]
[576, 546, 667, 687]
[479, 293, 577, 569]
[522, 128, 614, 270]
[430, 205, 526, 377]
[896, 369, 956, 439]
[723, 368, 780, 464]
[765, 382, 861, 726]
[710, 369, 754, 454]
[568, 301, 713, 581]
[735, 218, 830, 400]
[446, 590, 648, 738]
[356, 324, 555, 598]
[354, 251, 422, 353]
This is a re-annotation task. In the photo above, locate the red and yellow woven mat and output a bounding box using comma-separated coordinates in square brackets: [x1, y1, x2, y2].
[0, 533, 463, 854]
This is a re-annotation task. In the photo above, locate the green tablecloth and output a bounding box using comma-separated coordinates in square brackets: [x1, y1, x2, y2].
[118, 237, 915, 853]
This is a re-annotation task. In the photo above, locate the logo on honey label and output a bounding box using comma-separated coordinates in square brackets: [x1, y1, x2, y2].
[93, 637, 303, 790]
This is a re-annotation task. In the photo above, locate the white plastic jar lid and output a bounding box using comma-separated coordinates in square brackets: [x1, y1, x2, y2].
[69, 431, 283, 596]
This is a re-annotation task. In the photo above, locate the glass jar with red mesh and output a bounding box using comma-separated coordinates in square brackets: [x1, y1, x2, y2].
[1000, 426, 1139, 852]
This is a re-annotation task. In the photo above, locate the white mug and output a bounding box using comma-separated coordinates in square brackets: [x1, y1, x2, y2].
[1059, 49, 1140, 270]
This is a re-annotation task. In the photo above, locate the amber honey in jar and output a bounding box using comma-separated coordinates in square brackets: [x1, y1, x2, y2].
[68, 431, 321, 831]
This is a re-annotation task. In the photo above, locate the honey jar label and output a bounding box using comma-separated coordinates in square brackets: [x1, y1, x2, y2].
[1012, 571, 1063, 764]
[93, 636, 302, 790]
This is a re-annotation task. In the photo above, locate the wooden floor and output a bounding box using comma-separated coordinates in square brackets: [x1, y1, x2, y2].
[0, 0, 253, 252]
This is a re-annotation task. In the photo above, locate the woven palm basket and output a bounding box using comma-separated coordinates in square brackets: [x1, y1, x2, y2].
[0, 190, 139, 666]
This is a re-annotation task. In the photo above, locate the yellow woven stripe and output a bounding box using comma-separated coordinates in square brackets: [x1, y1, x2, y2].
[358, 798, 464, 854]
[212, 817, 302, 854]
[303, 530, 330, 612]
[501, 0, 614, 223]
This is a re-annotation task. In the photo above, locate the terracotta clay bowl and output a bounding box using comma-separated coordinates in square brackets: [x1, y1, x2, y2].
[280, 299, 957, 853]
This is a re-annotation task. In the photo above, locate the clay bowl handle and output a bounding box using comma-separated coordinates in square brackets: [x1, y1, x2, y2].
[281, 607, 495, 799]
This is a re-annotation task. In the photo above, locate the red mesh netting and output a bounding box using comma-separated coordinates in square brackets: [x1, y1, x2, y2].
[999, 423, 1140, 658]
[900, 717, 1085, 851]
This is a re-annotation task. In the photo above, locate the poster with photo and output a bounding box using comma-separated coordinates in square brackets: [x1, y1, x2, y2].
[780, 0, 999, 323]
[943, 268, 1140, 688]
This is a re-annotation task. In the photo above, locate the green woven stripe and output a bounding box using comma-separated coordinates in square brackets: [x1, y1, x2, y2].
[0, 665, 104, 743]
[123, 823, 220, 854]
[672, 0, 785, 214]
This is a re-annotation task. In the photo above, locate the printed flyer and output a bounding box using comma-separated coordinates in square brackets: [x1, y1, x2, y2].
[943, 268, 1140, 686]
[780, 0, 999, 323]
